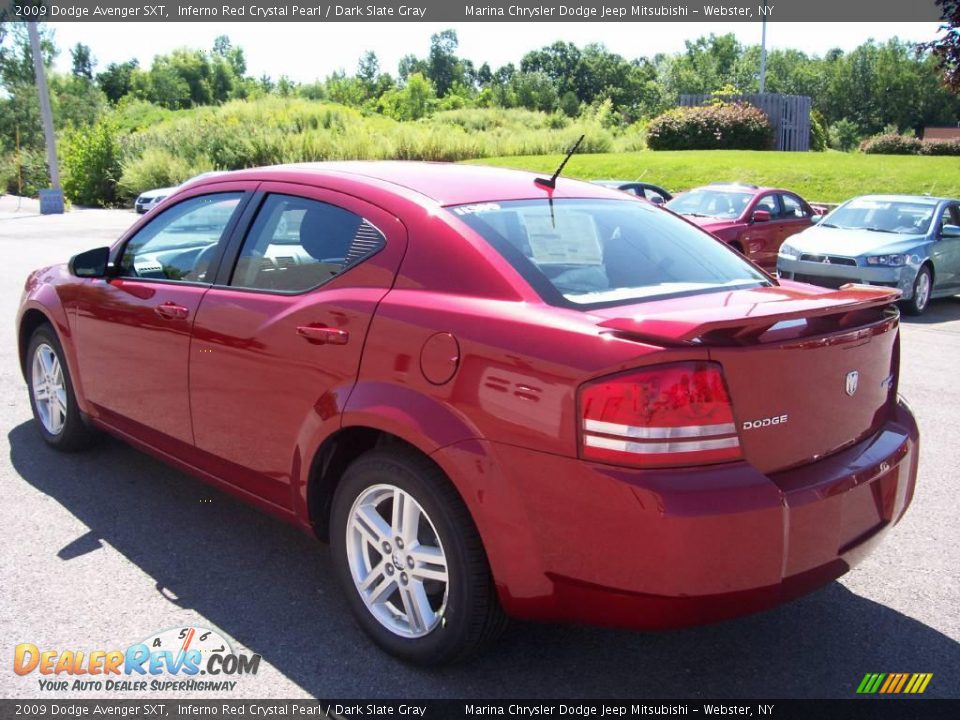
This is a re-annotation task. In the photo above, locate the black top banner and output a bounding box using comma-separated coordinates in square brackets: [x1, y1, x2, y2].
[0, 0, 948, 23]
[2, 699, 960, 719]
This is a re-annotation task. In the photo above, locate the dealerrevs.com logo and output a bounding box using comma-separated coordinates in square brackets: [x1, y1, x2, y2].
[14, 627, 261, 692]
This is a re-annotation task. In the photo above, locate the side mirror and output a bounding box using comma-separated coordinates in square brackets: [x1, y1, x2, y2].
[942, 224, 960, 239]
[752, 209, 772, 223]
[69, 247, 111, 278]
[649, 196, 665, 206]
[810, 214, 824, 225]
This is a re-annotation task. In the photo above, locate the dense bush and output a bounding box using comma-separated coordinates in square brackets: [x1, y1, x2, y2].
[828, 118, 862, 152]
[1, 148, 50, 197]
[646, 103, 773, 151]
[107, 98, 639, 200]
[860, 134, 924, 155]
[61, 119, 123, 206]
[919, 139, 960, 156]
[810, 110, 828, 152]
[118, 147, 212, 198]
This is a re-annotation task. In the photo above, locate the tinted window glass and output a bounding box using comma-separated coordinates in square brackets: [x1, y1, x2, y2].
[120, 193, 242, 282]
[755, 194, 781, 218]
[780, 194, 810, 218]
[230, 194, 385, 292]
[451, 199, 769, 309]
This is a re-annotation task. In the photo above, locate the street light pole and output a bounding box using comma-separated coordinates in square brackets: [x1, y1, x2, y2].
[27, 22, 63, 213]
[759, 0, 768, 94]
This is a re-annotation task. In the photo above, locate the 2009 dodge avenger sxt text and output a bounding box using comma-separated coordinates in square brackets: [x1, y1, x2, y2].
[17, 162, 918, 664]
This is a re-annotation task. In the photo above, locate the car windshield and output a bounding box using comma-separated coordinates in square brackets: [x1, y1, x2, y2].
[449, 198, 770, 309]
[665, 189, 753, 219]
[824, 198, 936, 234]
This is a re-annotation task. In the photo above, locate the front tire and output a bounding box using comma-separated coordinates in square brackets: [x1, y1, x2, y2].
[902, 265, 932, 316]
[330, 447, 506, 664]
[26, 325, 98, 451]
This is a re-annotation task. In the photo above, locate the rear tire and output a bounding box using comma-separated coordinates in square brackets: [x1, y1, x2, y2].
[330, 447, 507, 664]
[902, 265, 932, 316]
[26, 325, 98, 452]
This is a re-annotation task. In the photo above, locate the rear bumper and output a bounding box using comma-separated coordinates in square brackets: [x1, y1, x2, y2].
[434, 399, 918, 628]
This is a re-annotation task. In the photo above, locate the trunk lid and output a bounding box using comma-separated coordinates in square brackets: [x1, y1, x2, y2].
[592, 283, 901, 473]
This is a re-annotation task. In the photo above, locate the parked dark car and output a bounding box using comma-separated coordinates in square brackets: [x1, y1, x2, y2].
[591, 180, 672, 204]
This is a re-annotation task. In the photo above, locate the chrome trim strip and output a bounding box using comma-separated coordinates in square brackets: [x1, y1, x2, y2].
[584, 434, 741, 454]
[583, 419, 737, 439]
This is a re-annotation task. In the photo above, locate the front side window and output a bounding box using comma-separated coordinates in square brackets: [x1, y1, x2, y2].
[937, 205, 960, 233]
[451, 199, 770, 309]
[755, 194, 782, 218]
[230, 194, 385, 293]
[666, 189, 754, 219]
[120, 193, 242, 282]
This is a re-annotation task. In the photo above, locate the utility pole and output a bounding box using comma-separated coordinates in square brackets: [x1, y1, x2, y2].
[759, 0, 768, 94]
[27, 22, 64, 214]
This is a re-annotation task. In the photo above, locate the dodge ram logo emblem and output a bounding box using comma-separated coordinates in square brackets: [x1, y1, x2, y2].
[845, 371, 859, 396]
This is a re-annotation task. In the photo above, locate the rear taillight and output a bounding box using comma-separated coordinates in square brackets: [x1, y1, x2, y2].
[579, 361, 742, 468]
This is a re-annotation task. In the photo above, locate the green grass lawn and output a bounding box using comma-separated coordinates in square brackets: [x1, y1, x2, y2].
[466, 150, 960, 204]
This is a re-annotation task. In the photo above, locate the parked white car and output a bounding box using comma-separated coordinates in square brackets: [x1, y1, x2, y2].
[134, 172, 223, 214]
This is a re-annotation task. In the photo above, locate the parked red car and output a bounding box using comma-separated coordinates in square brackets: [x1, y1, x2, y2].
[18, 163, 918, 664]
[666, 183, 823, 271]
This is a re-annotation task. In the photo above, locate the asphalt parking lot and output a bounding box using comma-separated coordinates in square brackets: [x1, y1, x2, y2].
[1, 204, 958, 700]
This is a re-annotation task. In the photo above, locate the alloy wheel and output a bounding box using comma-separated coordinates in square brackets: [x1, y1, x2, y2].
[32, 343, 68, 436]
[345, 483, 449, 638]
[914, 269, 931, 312]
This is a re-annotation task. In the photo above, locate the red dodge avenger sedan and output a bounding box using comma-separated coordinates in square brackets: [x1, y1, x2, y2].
[18, 163, 918, 664]
[666, 183, 823, 271]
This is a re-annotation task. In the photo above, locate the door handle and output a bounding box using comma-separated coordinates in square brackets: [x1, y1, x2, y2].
[154, 302, 189, 320]
[297, 325, 349, 345]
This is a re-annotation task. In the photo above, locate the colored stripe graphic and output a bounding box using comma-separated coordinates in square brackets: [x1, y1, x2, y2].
[856, 673, 932, 694]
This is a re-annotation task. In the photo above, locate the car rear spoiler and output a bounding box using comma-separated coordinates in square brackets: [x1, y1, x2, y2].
[598, 284, 901, 346]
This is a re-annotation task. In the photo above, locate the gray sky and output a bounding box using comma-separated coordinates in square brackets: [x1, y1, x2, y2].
[49, 21, 941, 81]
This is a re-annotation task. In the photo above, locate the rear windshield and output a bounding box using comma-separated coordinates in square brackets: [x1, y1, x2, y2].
[450, 198, 769, 309]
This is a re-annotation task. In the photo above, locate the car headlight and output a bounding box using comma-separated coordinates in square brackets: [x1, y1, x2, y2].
[778, 243, 801, 260]
[865, 254, 907, 267]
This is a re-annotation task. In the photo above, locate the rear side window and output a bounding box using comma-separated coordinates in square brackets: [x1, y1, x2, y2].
[230, 194, 385, 293]
[450, 199, 769, 309]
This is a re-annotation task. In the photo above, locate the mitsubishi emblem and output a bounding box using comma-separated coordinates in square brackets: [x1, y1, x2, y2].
[845, 371, 859, 397]
[822, 256, 831, 264]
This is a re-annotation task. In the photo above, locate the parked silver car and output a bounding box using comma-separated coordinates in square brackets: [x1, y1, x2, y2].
[777, 194, 960, 314]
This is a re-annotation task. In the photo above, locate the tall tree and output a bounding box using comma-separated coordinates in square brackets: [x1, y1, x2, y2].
[0, 22, 56, 89]
[96, 60, 139, 103]
[70, 43, 94, 80]
[923, 0, 960, 91]
[427, 29, 461, 97]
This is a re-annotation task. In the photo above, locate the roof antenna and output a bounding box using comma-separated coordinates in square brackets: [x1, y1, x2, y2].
[535, 134, 585, 189]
